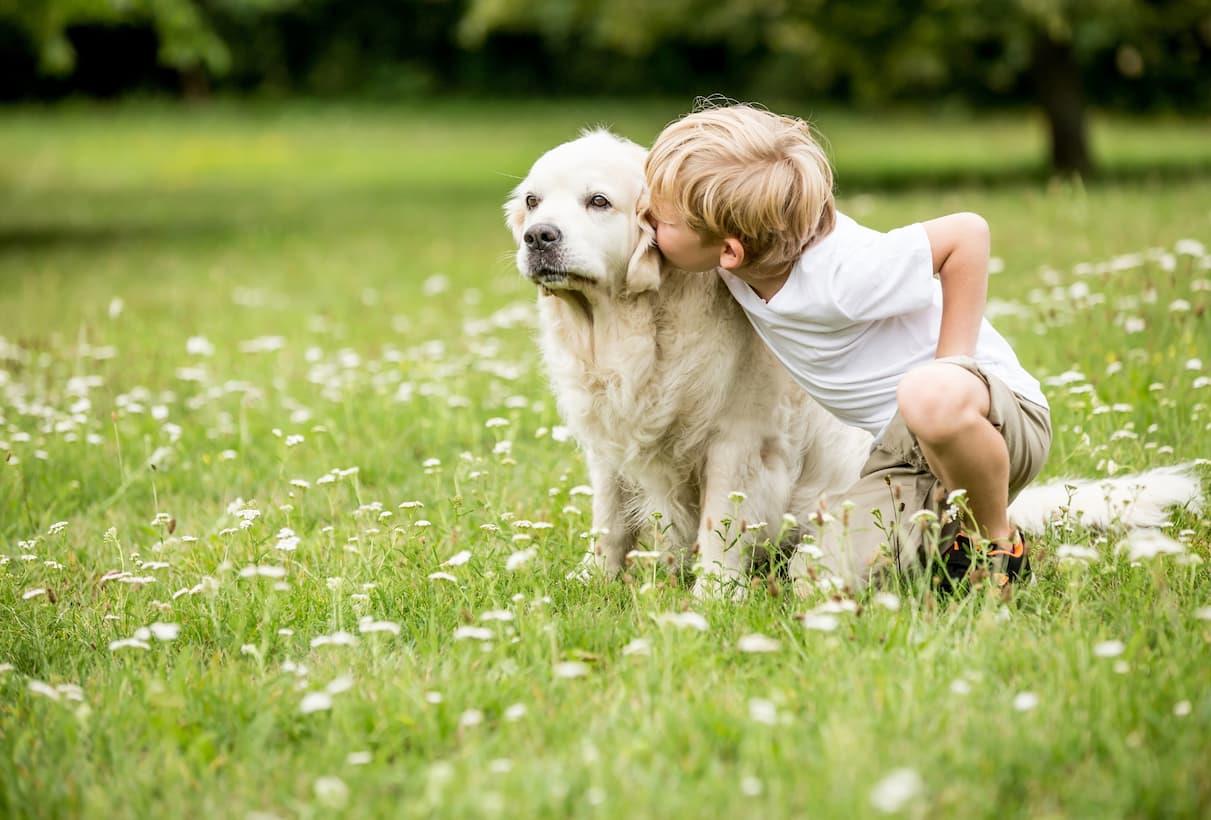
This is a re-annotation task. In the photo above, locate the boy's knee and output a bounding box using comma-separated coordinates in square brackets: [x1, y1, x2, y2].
[897, 364, 988, 443]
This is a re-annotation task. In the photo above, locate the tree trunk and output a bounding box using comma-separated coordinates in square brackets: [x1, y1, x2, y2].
[180, 64, 211, 101]
[1032, 35, 1093, 176]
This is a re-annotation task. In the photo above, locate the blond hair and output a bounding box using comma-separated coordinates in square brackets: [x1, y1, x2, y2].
[646, 103, 836, 270]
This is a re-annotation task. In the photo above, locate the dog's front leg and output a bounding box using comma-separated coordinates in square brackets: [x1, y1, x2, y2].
[581, 454, 638, 578]
[693, 439, 779, 599]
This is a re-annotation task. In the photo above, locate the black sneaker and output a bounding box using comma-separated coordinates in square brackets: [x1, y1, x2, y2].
[937, 529, 1030, 593]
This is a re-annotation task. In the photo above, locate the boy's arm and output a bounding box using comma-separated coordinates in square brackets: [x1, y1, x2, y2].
[921, 212, 991, 358]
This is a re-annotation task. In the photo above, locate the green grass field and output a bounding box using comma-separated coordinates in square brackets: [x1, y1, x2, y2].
[1, 100, 1210, 818]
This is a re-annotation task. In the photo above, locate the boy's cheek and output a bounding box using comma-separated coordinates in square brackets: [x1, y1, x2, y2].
[652, 233, 677, 263]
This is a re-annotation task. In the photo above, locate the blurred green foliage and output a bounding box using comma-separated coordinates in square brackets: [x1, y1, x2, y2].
[2, 0, 295, 76]
[2, 0, 1209, 172]
[460, 0, 1211, 172]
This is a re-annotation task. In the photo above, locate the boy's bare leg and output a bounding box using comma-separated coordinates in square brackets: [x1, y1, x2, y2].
[896, 362, 1014, 543]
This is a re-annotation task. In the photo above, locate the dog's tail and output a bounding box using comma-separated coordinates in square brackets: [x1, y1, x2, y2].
[1008, 462, 1205, 534]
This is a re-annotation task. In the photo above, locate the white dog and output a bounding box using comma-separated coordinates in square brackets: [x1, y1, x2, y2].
[507, 130, 1202, 594]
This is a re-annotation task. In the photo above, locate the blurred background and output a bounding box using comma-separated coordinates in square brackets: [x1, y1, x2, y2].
[4, 0, 1211, 175]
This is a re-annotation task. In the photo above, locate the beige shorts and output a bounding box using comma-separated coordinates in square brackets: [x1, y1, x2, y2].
[811, 356, 1051, 583]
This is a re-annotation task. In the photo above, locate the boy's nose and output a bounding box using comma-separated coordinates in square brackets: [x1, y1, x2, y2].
[524, 223, 562, 251]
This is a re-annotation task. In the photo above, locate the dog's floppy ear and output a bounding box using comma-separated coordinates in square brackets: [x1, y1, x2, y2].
[504, 185, 527, 243]
[626, 195, 662, 294]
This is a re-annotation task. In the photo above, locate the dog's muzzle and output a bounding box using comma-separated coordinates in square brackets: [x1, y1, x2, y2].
[523, 223, 561, 251]
[521, 223, 590, 288]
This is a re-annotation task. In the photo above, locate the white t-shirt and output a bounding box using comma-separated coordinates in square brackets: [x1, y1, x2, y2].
[719, 212, 1048, 437]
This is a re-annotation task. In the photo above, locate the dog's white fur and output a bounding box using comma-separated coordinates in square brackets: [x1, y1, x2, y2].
[508, 130, 1203, 593]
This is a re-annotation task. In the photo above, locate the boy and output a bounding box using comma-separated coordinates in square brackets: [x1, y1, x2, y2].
[645, 103, 1050, 588]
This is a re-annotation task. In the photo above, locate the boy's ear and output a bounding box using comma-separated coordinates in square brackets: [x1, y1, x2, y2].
[719, 237, 746, 271]
[504, 187, 528, 243]
[626, 195, 662, 294]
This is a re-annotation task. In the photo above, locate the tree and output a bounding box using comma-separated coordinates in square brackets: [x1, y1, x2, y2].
[459, 0, 1211, 175]
[0, 0, 296, 93]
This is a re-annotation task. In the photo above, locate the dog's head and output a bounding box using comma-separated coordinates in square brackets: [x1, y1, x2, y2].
[506, 130, 661, 296]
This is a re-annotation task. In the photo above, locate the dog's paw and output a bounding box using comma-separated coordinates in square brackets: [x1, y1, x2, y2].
[568, 549, 622, 583]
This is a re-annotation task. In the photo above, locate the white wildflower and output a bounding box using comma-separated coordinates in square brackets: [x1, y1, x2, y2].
[313, 776, 349, 809]
[442, 550, 471, 567]
[622, 638, 651, 657]
[950, 679, 972, 696]
[1124, 529, 1185, 561]
[108, 638, 151, 651]
[656, 611, 709, 631]
[748, 698, 777, 725]
[873, 592, 901, 612]
[737, 633, 781, 654]
[553, 661, 590, 679]
[358, 618, 401, 635]
[1013, 692, 1039, 711]
[869, 768, 924, 814]
[325, 675, 354, 695]
[239, 565, 287, 579]
[1093, 640, 1125, 658]
[275, 528, 300, 552]
[149, 622, 180, 641]
[1056, 544, 1099, 562]
[299, 692, 333, 714]
[28, 680, 62, 700]
[801, 613, 840, 632]
[186, 336, 215, 356]
[454, 626, 494, 641]
[505, 548, 536, 571]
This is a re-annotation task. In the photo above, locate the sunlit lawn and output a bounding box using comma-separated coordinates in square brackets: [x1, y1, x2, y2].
[1, 100, 1209, 818]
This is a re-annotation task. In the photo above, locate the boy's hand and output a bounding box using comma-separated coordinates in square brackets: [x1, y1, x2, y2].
[922, 212, 991, 358]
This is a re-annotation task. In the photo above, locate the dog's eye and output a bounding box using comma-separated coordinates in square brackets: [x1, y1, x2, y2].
[525, 194, 539, 210]
[588, 194, 611, 209]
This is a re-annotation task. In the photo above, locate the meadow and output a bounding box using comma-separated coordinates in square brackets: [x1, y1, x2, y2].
[1, 100, 1210, 818]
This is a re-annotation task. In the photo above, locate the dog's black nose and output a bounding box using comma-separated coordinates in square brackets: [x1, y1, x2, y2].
[524, 223, 562, 251]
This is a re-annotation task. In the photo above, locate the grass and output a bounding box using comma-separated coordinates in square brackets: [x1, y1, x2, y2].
[1, 99, 1210, 818]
